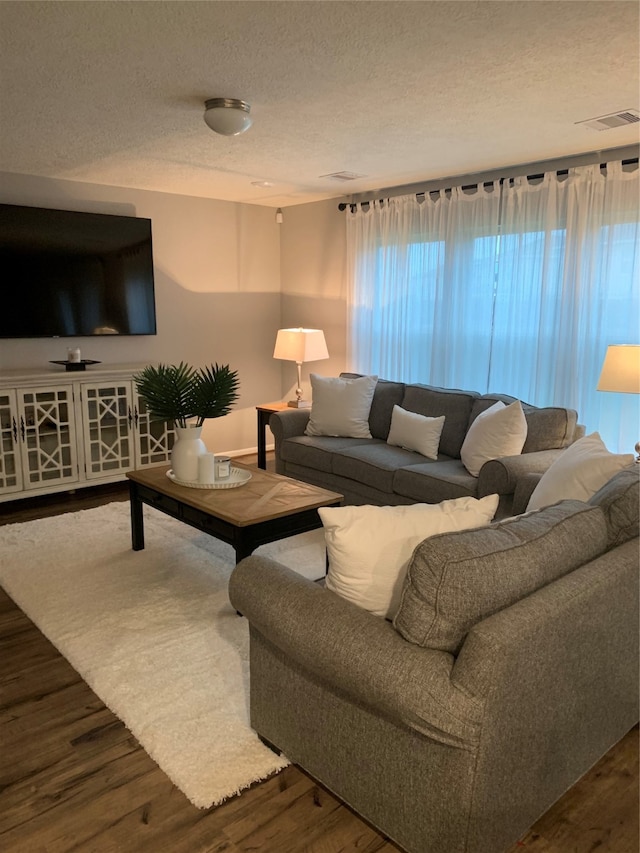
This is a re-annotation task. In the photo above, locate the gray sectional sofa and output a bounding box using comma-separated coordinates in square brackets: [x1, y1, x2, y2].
[270, 374, 582, 519]
[229, 465, 639, 853]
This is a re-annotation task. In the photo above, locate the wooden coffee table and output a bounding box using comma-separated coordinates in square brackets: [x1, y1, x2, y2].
[126, 463, 342, 563]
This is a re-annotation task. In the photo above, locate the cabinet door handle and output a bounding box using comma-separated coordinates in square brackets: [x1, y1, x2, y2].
[134, 406, 139, 427]
[12, 416, 18, 442]
[20, 416, 25, 441]
[128, 407, 133, 427]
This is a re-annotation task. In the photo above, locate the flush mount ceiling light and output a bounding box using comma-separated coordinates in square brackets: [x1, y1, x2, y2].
[203, 98, 253, 136]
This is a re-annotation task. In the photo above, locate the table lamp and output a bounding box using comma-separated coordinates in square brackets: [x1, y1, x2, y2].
[273, 328, 329, 408]
[597, 344, 640, 461]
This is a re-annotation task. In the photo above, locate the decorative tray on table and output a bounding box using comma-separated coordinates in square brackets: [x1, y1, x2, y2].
[50, 360, 102, 371]
[166, 468, 252, 490]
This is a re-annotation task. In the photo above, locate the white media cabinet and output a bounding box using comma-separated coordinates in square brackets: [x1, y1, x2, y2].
[0, 363, 174, 502]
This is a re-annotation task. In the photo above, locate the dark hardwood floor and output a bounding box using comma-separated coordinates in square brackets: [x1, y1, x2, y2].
[1, 457, 638, 852]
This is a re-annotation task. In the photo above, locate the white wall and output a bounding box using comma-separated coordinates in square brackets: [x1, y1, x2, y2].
[278, 198, 348, 399]
[0, 172, 283, 454]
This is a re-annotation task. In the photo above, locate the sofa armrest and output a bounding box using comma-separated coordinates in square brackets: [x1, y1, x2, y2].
[269, 408, 310, 440]
[511, 472, 543, 515]
[450, 539, 638, 834]
[477, 449, 565, 498]
[229, 556, 483, 748]
[269, 409, 311, 473]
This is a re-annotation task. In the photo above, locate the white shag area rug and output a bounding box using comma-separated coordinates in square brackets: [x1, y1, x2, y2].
[0, 501, 326, 808]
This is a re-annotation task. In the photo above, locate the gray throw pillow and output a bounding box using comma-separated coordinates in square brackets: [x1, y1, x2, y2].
[588, 464, 639, 548]
[394, 500, 608, 654]
[305, 374, 377, 438]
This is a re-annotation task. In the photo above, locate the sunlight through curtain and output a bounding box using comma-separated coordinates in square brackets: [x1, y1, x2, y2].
[346, 161, 639, 453]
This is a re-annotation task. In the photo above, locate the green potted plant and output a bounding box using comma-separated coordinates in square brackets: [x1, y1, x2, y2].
[134, 362, 240, 482]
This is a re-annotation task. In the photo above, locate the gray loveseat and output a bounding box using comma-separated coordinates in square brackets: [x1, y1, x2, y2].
[270, 374, 582, 519]
[229, 465, 639, 853]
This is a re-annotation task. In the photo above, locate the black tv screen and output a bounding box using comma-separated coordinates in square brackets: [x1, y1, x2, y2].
[0, 204, 157, 338]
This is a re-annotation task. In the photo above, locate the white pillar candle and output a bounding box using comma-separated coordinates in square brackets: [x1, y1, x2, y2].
[198, 452, 216, 484]
[67, 347, 81, 363]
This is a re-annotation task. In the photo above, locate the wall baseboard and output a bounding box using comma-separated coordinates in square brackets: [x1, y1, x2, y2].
[226, 444, 274, 459]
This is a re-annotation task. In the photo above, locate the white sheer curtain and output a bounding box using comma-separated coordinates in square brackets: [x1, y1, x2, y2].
[347, 161, 639, 453]
[347, 184, 501, 388]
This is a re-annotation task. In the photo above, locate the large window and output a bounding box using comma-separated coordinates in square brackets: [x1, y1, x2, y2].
[347, 162, 639, 453]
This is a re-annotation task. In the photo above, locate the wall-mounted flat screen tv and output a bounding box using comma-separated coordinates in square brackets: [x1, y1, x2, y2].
[0, 203, 157, 338]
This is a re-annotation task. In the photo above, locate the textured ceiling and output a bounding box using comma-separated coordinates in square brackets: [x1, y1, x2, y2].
[0, 1, 638, 208]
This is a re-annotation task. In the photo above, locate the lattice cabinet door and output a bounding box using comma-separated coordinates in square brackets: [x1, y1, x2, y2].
[80, 382, 135, 478]
[0, 390, 23, 494]
[134, 393, 175, 467]
[15, 385, 79, 490]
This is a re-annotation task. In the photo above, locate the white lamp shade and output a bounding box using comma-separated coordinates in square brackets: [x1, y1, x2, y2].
[597, 345, 640, 394]
[203, 99, 253, 136]
[273, 328, 329, 363]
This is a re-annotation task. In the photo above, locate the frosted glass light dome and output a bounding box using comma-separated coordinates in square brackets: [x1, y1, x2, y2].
[203, 98, 253, 136]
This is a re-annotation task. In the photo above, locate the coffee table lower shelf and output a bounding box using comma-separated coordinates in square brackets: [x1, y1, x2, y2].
[126, 466, 342, 564]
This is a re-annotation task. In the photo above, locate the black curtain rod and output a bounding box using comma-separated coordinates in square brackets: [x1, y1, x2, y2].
[338, 157, 639, 212]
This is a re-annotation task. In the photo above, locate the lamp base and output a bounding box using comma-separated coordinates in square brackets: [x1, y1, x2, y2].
[287, 399, 312, 408]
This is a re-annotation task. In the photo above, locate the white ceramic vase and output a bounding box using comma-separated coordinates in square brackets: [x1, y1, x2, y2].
[171, 425, 207, 482]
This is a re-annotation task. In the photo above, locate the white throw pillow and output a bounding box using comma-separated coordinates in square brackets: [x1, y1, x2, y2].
[387, 405, 445, 460]
[460, 400, 528, 477]
[305, 374, 377, 438]
[320, 494, 499, 619]
[526, 432, 634, 511]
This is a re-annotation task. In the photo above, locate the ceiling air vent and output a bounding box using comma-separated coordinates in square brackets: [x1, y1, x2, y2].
[319, 171, 367, 181]
[576, 109, 640, 131]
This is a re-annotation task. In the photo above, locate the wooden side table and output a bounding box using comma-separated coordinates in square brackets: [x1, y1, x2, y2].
[256, 402, 290, 469]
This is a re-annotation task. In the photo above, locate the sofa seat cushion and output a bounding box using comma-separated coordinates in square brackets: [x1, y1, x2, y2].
[394, 500, 609, 654]
[394, 460, 479, 504]
[400, 384, 479, 459]
[281, 435, 373, 474]
[330, 442, 427, 492]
